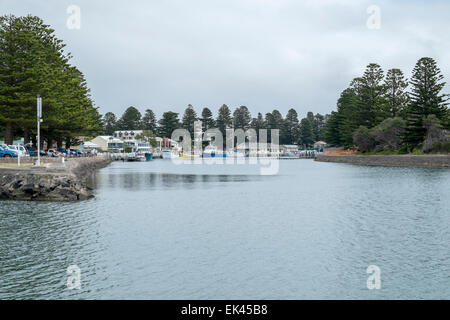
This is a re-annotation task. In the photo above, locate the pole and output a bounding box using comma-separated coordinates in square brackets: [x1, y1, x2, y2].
[37, 95, 42, 166]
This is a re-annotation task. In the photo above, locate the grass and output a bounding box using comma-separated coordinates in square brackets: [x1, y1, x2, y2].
[0, 163, 34, 169]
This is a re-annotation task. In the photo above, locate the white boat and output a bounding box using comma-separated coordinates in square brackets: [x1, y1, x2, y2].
[162, 149, 174, 159]
[202, 146, 227, 158]
[135, 146, 152, 161]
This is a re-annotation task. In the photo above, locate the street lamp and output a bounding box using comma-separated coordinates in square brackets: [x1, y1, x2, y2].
[37, 95, 42, 166]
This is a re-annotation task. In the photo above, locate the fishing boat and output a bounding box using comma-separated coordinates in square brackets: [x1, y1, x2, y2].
[145, 153, 153, 161]
[202, 151, 227, 158]
[135, 145, 152, 161]
[202, 146, 227, 158]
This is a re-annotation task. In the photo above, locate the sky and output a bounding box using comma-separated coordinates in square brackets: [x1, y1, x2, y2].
[2, 0, 450, 119]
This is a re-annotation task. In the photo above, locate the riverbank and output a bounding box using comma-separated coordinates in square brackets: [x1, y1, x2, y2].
[315, 154, 450, 169]
[0, 157, 112, 201]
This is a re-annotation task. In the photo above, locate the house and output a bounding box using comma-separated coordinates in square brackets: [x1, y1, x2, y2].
[90, 136, 124, 152]
[113, 130, 143, 141]
[155, 137, 180, 152]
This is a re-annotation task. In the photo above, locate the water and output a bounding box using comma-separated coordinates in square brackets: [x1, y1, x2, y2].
[1, 159, 449, 299]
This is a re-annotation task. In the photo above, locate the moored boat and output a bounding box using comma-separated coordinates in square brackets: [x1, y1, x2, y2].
[162, 149, 173, 159]
[145, 153, 153, 161]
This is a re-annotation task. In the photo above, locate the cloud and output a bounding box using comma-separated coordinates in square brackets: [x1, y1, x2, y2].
[2, 0, 449, 118]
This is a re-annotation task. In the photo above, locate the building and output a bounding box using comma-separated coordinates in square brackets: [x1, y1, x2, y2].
[90, 136, 124, 152]
[280, 145, 299, 154]
[113, 130, 143, 141]
[313, 141, 327, 150]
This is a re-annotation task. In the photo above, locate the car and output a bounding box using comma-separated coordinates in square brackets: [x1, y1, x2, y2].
[8, 145, 29, 157]
[26, 147, 47, 157]
[47, 149, 61, 157]
[0, 146, 18, 158]
[69, 149, 80, 156]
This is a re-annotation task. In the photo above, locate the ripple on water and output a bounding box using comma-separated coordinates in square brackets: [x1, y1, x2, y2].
[1, 161, 449, 299]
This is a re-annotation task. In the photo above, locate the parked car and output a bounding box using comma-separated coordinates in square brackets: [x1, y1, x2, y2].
[69, 149, 81, 156]
[8, 145, 29, 157]
[56, 148, 76, 156]
[26, 147, 47, 157]
[0, 146, 18, 158]
[47, 149, 61, 157]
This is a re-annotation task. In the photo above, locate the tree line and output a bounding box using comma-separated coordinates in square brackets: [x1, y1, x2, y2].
[2, 15, 448, 153]
[102, 105, 327, 147]
[323, 58, 449, 153]
[0, 15, 103, 148]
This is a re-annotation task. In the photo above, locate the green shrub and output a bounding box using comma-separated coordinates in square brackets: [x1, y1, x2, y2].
[353, 126, 375, 152]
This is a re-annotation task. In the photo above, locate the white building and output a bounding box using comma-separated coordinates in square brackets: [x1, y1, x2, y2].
[113, 130, 143, 141]
[90, 136, 124, 152]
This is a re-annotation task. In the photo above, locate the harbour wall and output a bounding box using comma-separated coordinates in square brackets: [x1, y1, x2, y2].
[0, 157, 111, 201]
[315, 154, 450, 169]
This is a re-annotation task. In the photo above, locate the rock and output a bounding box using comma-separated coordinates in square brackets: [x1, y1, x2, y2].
[22, 184, 36, 194]
[0, 157, 111, 202]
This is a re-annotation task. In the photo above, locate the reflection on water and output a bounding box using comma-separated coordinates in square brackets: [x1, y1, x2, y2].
[96, 172, 258, 191]
[1, 160, 449, 299]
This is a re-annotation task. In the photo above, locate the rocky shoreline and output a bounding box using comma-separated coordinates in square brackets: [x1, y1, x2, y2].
[0, 157, 112, 201]
[315, 154, 450, 169]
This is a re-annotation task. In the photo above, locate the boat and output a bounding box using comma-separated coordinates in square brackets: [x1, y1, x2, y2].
[179, 153, 200, 158]
[152, 151, 162, 158]
[162, 149, 173, 159]
[134, 145, 152, 161]
[202, 146, 227, 158]
[145, 153, 153, 161]
[202, 151, 227, 158]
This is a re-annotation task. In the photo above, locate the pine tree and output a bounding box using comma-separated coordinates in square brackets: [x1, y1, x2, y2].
[358, 63, 386, 128]
[0, 15, 102, 146]
[313, 113, 325, 141]
[337, 86, 360, 147]
[250, 112, 266, 139]
[182, 104, 198, 137]
[158, 111, 180, 138]
[142, 109, 157, 132]
[201, 107, 215, 131]
[117, 106, 142, 130]
[266, 110, 283, 129]
[383, 69, 409, 118]
[103, 112, 117, 135]
[405, 57, 449, 148]
[233, 106, 251, 130]
[323, 111, 341, 146]
[283, 109, 299, 144]
[216, 104, 232, 134]
[299, 118, 314, 147]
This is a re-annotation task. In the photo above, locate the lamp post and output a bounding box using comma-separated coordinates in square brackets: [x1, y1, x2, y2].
[37, 95, 42, 166]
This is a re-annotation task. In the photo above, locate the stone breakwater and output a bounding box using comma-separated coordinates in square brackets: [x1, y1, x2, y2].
[315, 154, 450, 169]
[0, 157, 112, 201]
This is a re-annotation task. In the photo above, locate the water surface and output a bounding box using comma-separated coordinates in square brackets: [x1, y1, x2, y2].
[1, 160, 449, 299]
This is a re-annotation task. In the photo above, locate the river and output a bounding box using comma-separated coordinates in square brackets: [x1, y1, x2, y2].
[1, 159, 449, 299]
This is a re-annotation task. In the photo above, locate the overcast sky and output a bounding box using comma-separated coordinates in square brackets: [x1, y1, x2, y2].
[2, 0, 450, 119]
